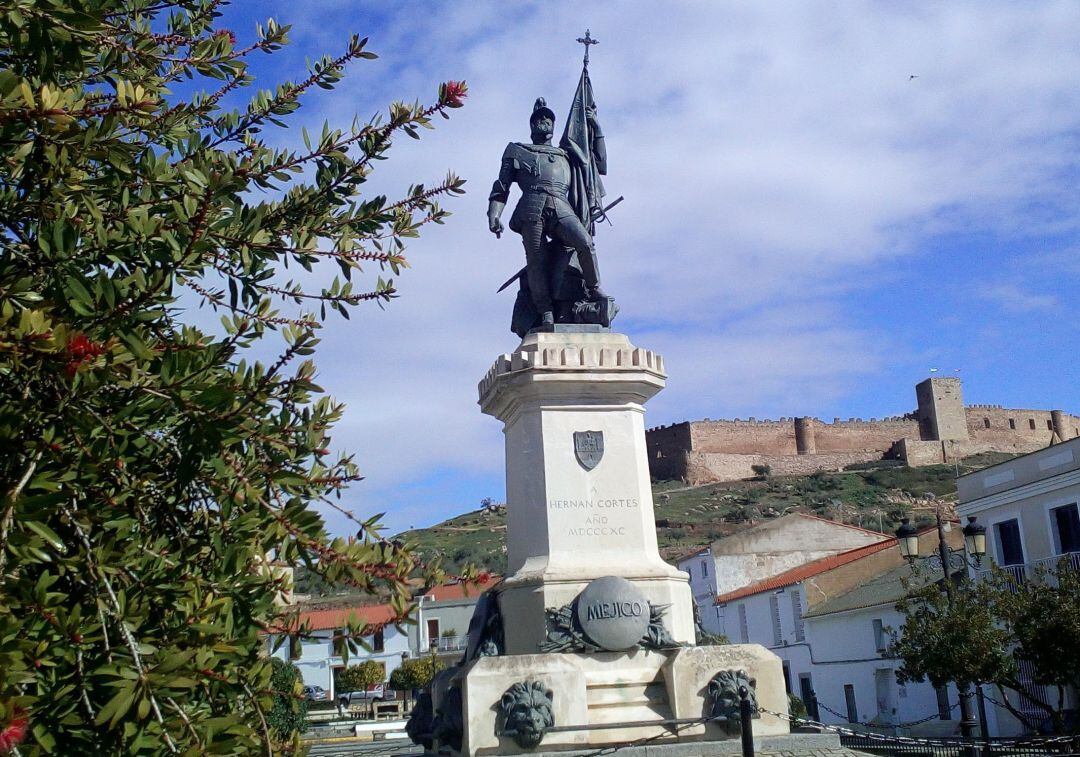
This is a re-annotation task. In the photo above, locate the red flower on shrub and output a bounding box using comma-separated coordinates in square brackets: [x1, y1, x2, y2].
[0, 708, 27, 752]
[214, 29, 237, 45]
[441, 80, 467, 108]
[64, 333, 107, 376]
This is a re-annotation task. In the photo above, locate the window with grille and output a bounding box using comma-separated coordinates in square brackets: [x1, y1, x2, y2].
[738, 604, 749, 644]
[1051, 503, 1080, 554]
[994, 519, 1025, 566]
[769, 594, 782, 646]
[844, 684, 859, 723]
[790, 590, 805, 641]
[872, 618, 887, 652]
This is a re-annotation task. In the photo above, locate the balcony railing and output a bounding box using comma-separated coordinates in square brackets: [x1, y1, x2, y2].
[430, 635, 467, 653]
[974, 550, 1080, 586]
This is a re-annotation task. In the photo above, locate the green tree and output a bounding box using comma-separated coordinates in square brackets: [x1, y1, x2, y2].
[389, 654, 444, 693]
[337, 660, 386, 693]
[892, 561, 1080, 733]
[0, 1, 466, 753]
[266, 659, 307, 745]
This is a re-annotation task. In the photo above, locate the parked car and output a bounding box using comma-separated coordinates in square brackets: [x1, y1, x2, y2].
[338, 684, 397, 706]
[302, 685, 326, 701]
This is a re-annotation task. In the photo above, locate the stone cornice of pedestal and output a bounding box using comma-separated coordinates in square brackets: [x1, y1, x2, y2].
[477, 332, 666, 421]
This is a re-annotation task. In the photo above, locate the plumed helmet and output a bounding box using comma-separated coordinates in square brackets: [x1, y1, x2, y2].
[530, 97, 556, 125]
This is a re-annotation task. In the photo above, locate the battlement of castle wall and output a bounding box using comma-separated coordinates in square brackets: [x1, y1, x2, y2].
[643, 386, 1080, 483]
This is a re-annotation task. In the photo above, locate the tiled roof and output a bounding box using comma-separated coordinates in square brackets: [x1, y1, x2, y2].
[803, 562, 952, 618]
[715, 538, 895, 604]
[279, 576, 500, 632]
[418, 575, 501, 603]
[294, 603, 400, 632]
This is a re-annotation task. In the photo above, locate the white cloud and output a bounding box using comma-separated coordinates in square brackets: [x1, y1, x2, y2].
[223, 1, 1080, 533]
[977, 283, 1059, 314]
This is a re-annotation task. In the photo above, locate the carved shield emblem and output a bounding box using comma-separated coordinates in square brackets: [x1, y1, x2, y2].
[574, 430, 604, 471]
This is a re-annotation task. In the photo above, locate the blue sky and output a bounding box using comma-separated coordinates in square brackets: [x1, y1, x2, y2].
[205, 1, 1079, 535]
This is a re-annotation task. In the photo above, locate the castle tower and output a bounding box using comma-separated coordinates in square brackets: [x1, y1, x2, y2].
[915, 377, 968, 442]
[1052, 410, 1068, 443]
[794, 416, 816, 455]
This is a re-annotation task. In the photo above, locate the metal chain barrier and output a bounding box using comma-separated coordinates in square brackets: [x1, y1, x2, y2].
[810, 695, 958, 729]
[761, 706, 1080, 752]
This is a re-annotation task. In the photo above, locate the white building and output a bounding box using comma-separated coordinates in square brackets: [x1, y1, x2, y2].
[957, 436, 1080, 735]
[265, 576, 498, 700]
[678, 514, 886, 603]
[803, 563, 962, 736]
[708, 526, 968, 736]
[410, 576, 501, 662]
[267, 603, 409, 701]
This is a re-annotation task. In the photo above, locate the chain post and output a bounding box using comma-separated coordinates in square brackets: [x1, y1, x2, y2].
[739, 685, 755, 757]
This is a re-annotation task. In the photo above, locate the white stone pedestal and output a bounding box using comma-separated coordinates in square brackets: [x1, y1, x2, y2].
[478, 330, 694, 653]
[443, 329, 791, 756]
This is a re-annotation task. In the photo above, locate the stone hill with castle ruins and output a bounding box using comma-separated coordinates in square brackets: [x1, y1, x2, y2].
[646, 377, 1080, 485]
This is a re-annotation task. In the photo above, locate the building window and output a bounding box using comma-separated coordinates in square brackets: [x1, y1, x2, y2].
[935, 685, 953, 720]
[790, 590, 805, 642]
[1051, 503, 1080, 554]
[373, 627, 385, 653]
[738, 604, 749, 644]
[782, 661, 792, 694]
[799, 674, 819, 720]
[769, 595, 783, 646]
[1029, 418, 1037, 430]
[844, 684, 859, 724]
[289, 635, 301, 660]
[872, 619, 887, 652]
[426, 618, 440, 648]
[333, 632, 346, 657]
[1009, 419, 1016, 430]
[687, 564, 693, 579]
[701, 560, 709, 578]
[983, 418, 990, 429]
[994, 519, 1025, 566]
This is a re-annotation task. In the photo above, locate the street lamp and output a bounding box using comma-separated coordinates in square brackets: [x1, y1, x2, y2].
[962, 516, 987, 565]
[896, 518, 920, 562]
[894, 509, 982, 754]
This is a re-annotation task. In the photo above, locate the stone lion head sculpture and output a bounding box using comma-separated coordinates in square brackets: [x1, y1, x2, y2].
[707, 668, 757, 735]
[496, 679, 555, 749]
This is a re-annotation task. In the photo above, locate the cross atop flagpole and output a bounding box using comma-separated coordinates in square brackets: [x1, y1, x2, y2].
[576, 29, 598, 69]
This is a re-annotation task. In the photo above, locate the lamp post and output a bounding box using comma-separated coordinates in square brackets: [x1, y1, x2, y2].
[895, 511, 986, 753]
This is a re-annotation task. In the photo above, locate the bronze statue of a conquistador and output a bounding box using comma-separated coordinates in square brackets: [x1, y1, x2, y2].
[487, 98, 612, 334]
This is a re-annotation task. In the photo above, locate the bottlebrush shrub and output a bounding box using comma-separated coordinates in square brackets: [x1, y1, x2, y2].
[0, 1, 468, 753]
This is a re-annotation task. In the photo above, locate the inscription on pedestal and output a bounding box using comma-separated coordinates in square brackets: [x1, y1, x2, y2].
[548, 497, 640, 538]
[576, 576, 650, 651]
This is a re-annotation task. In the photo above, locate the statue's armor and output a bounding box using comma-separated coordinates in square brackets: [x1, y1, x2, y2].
[489, 143, 578, 234]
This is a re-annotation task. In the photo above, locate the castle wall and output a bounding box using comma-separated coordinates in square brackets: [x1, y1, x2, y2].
[688, 419, 797, 456]
[813, 418, 920, 453]
[646, 421, 692, 481]
[684, 451, 882, 485]
[643, 378, 1079, 485]
[965, 406, 1080, 447]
